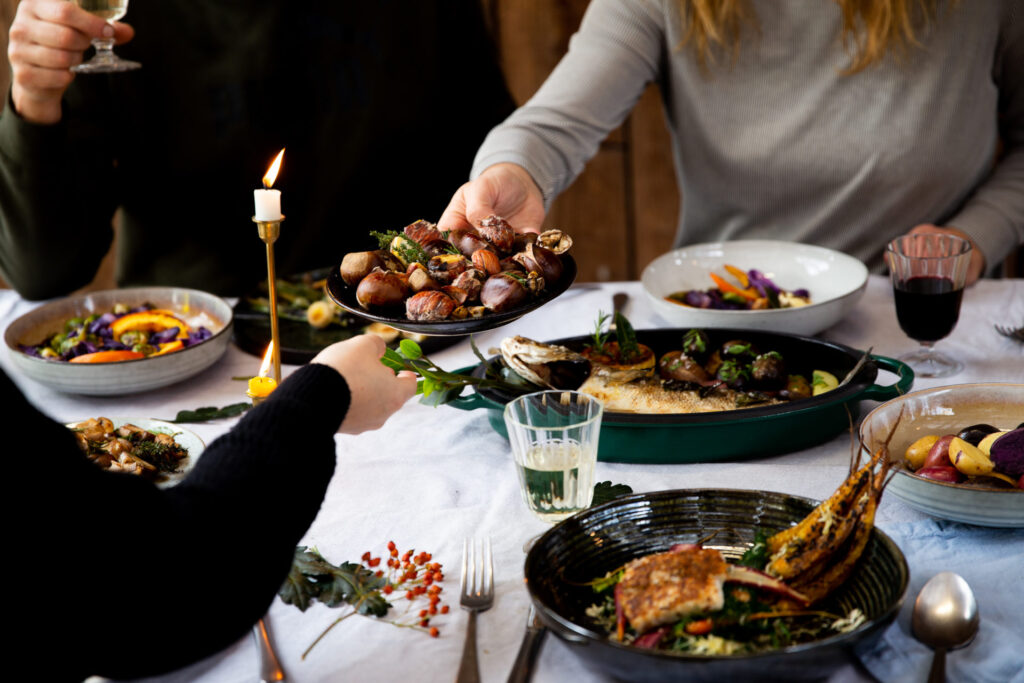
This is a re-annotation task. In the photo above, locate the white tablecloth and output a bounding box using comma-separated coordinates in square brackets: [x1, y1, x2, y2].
[3, 276, 1022, 683]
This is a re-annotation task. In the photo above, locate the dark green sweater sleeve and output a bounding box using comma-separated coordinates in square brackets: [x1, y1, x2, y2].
[0, 91, 119, 300]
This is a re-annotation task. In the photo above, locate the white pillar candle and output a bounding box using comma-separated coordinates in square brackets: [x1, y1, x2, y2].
[254, 188, 281, 221]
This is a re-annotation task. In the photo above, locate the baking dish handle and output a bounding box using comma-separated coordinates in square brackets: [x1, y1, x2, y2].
[859, 355, 915, 401]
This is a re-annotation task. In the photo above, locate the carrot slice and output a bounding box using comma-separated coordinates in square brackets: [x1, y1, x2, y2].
[710, 272, 758, 300]
[151, 340, 185, 356]
[723, 264, 749, 288]
[69, 350, 146, 363]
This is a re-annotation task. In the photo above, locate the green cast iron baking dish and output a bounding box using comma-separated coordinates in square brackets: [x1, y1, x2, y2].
[446, 328, 913, 464]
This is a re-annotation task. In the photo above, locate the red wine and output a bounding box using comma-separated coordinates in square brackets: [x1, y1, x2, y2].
[893, 276, 963, 342]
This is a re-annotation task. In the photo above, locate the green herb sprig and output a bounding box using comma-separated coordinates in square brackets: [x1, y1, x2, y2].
[381, 338, 536, 406]
[370, 230, 428, 266]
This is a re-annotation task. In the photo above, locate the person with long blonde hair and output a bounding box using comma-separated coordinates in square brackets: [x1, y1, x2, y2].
[442, 0, 1023, 283]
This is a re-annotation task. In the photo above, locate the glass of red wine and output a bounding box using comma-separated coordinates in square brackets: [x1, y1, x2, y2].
[885, 234, 972, 378]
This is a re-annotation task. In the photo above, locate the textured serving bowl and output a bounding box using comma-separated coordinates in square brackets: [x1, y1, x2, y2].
[525, 488, 907, 682]
[859, 383, 1024, 527]
[641, 241, 869, 336]
[5, 287, 233, 395]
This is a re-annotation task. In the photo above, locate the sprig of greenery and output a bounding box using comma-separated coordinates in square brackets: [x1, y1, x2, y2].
[163, 403, 251, 423]
[381, 338, 536, 406]
[614, 311, 641, 360]
[370, 230, 429, 266]
[585, 311, 612, 355]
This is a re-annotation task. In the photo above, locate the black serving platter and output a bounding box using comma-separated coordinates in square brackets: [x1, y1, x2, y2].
[234, 268, 464, 363]
[324, 254, 577, 336]
[525, 488, 908, 682]
[447, 327, 914, 463]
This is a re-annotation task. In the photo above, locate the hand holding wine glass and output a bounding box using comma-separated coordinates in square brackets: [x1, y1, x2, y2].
[885, 233, 972, 378]
[70, 0, 140, 73]
[7, 1, 135, 124]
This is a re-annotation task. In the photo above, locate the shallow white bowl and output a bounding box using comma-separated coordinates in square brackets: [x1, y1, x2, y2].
[5, 287, 233, 395]
[641, 240, 869, 336]
[858, 383, 1024, 528]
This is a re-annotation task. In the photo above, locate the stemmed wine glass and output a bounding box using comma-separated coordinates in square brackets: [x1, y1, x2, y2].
[70, 0, 140, 74]
[885, 233, 972, 378]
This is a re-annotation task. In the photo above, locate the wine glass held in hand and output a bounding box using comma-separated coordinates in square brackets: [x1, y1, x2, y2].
[885, 234, 972, 378]
[71, 0, 140, 74]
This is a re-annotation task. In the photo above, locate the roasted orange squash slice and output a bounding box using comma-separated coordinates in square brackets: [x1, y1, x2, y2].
[110, 312, 190, 339]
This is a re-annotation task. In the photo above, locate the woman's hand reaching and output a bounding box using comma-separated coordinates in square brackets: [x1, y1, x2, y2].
[311, 335, 417, 434]
[439, 162, 547, 234]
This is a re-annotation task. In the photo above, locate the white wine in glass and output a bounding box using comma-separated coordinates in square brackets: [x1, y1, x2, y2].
[70, 0, 141, 73]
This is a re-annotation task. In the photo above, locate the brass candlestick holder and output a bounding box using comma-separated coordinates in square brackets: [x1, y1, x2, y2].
[253, 215, 285, 385]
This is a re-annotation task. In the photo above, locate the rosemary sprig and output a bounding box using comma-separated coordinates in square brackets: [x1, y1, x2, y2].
[370, 230, 429, 266]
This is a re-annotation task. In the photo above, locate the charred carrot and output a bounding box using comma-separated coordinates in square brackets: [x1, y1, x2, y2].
[723, 264, 750, 288]
[710, 272, 758, 300]
[684, 618, 714, 635]
[69, 350, 145, 363]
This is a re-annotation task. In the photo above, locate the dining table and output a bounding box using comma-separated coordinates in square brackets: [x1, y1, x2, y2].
[2, 274, 1023, 683]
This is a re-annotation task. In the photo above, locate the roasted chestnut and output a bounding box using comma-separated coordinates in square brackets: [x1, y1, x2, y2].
[449, 228, 495, 258]
[405, 290, 457, 321]
[536, 229, 573, 254]
[480, 272, 530, 312]
[426, 253, 469, 285]
[403, 219, 443, 246]
[781, 374, 812, 400]
[472, 248, 502, 276]
[442, 285, 469, 306]
[340, 250, 396, 286]
[406, 263, 440, 293]
[513, 243, 563, 284]
[452, 269, 484, 302]
[477, 214, 516, 252]
[356, 269, 409, 309]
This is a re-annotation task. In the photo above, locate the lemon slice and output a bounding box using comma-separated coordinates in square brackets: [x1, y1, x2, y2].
[812, 370, 839, 396]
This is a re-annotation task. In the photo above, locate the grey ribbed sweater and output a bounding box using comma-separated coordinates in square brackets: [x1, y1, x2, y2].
[471, 0, 1024, 271]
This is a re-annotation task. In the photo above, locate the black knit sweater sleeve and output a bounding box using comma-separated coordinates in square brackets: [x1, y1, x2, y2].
[6, 363, 350, 681]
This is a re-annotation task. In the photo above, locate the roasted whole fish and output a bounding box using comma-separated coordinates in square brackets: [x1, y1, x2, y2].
[499, 336, 783, 414]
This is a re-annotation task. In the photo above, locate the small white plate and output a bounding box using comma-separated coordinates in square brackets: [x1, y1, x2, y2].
[66, 417, 205, 488]
[641, 240, 868, 336]
[859, 383, 1024, 527]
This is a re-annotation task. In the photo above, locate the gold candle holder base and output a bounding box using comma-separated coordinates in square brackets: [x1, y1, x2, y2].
[253, 215, 285, 384]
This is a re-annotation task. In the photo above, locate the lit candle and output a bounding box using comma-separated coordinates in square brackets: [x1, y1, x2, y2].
[247, 342, 278, 399]
[254, 149, 285, 221]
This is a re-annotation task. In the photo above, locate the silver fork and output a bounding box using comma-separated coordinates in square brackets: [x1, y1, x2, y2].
[456, 538, 495, 683]
[994, 324, 1024, 342]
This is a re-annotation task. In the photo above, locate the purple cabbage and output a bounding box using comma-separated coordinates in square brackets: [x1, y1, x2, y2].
[183, 328, 213, 348]
[149, 327, 181, 344]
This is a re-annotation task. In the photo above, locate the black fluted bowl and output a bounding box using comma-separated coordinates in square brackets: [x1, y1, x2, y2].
[524, 489, 908, 682]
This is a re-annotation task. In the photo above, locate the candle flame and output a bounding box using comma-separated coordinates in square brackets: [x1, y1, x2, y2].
[262, 149, 285, 188]
[258, 341, 275, 377]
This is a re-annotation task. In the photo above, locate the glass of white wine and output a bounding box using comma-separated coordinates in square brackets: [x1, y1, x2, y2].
[70, 0, 140, 74]
[504, 391, 604, 524]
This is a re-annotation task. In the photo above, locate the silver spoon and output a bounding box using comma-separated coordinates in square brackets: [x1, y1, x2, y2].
[911, 572, 980, 683]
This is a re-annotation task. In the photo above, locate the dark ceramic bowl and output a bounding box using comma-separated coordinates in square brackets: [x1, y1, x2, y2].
[524, 488, 908, 682]
[324, 254, 577, 336]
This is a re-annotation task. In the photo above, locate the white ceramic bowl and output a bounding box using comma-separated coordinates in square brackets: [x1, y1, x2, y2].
[641, 241, 869, 336]
[858, 383, 1024, 528]
[5, 287, 233, 395]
